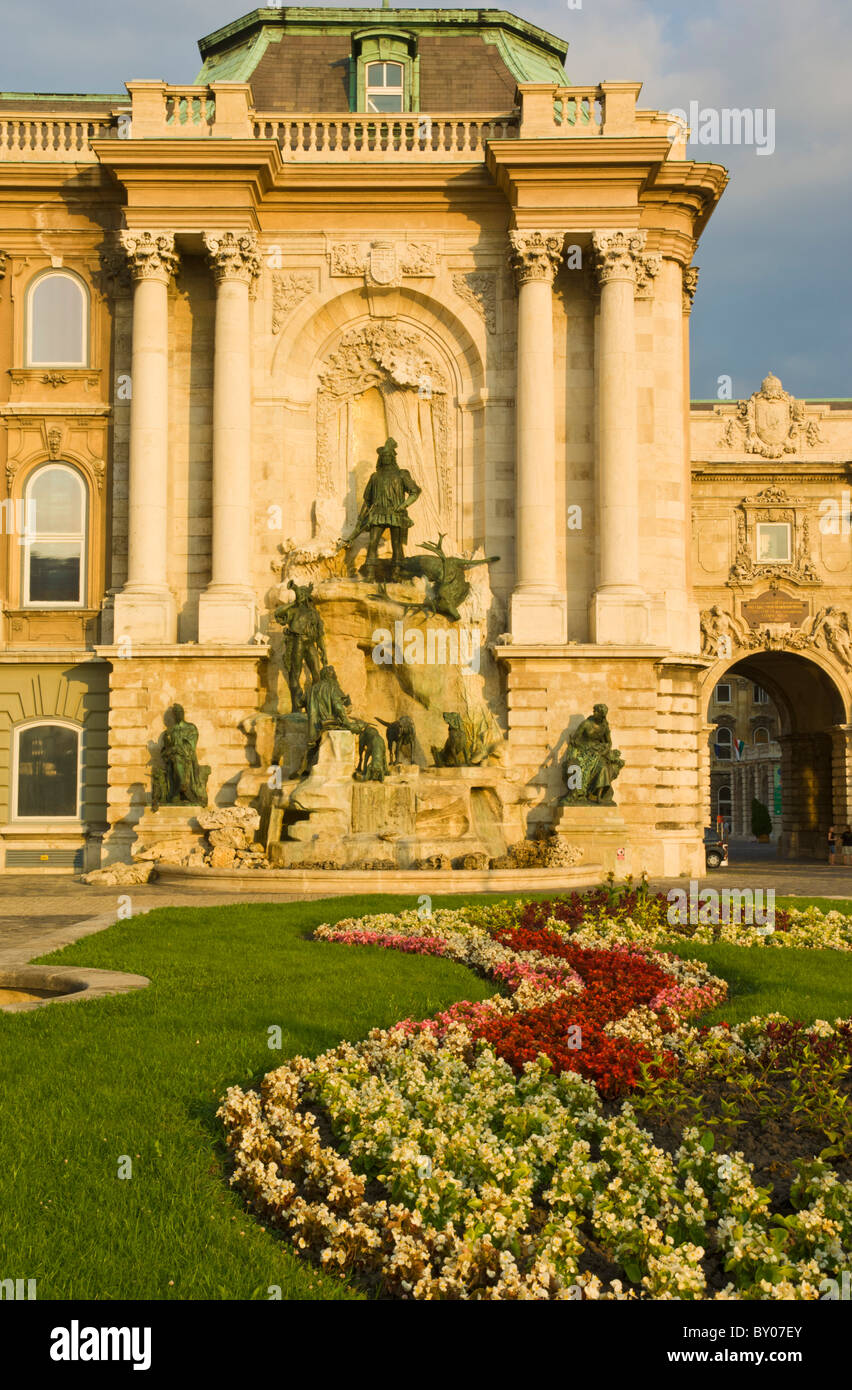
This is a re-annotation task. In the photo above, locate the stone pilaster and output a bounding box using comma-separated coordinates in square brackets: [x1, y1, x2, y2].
[197, 231, 261, 644]
[507, 230, 566, 644]
[589, 229, 649, 644]
[112, 231, 179, 644]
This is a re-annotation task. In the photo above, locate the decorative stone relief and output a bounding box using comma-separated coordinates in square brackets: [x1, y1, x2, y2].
[329, 240, 437, 285]
[701, 601, 852, 669]
[634, 252, 662, 298]
[508, 230, 563, 286]
[715, 373, 823, 457]
[682, 264, 699, 313]
[315, 320, 451, 541]
[728, 487, 820, 586]
[0, 250, 6, 279]
[47, 427, 62, 458]
[203, 231, 261, 291]
[119, 230, 179, 283]
[271, 272, 314, 333]
[98, 247, 133, 298]
[451, 272, 496, 333]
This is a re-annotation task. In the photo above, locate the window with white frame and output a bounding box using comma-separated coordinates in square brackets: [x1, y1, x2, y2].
[13, 719, 81, 819]
[714, 726, 733, 760]
[23, 463, 87, 607]
[714, 682, 732, 703]
[26, 270, 89, 367]
[755, 521, 791, 564]
[753, 684, 769, 703]
[717, 784, 732, 818]
[364, 61, 405, 112]
[754, 726, 770, 744]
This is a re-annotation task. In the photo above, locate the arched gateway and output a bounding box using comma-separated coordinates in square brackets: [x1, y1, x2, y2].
[701, 649, 849, 860]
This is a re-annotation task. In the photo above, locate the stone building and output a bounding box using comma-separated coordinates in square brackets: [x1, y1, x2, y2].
[0, 5, 849, 874]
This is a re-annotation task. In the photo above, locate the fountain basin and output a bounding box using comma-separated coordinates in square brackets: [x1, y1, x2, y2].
[0, 965, 150, 1013]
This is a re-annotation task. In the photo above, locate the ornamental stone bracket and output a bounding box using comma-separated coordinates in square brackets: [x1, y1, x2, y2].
[714, 372, 824, 457]
[700, 599, 852, 670]
[728, 486, 820, 587]
[119, 230, 180, 283]
[682, 264, 699, 313]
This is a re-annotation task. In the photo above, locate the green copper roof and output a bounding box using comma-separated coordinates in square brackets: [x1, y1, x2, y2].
[195, 7, 569, 85]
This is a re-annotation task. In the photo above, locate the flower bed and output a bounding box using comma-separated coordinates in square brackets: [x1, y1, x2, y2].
[219, 900, 852, 1300]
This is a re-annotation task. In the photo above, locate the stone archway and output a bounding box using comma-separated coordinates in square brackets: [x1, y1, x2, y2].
[702, 650, 848, 859]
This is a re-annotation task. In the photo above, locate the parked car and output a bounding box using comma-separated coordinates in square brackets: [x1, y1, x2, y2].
[704, 828, 729, 869]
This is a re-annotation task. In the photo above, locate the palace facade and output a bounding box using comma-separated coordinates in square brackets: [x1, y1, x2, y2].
[0, 5, 850, 874]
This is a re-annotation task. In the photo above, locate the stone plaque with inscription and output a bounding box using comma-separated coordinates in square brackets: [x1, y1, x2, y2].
[741, 590, 809, 629]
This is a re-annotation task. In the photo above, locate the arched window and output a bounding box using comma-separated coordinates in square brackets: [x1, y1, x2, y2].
[754, 726, 770, 745]
[13, 719, 81, 819]
[717, 784, 732, 818]
[365, 61, 405, 112]
[23, 463, 87, 606]
[714, 726, 733, 760]
[26, 270, 88, 367]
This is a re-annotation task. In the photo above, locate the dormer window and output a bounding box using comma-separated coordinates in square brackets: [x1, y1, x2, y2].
[352, 28, 419, 113]
[365, 61, 404, 113]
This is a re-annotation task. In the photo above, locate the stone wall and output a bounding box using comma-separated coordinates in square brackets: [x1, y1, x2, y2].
[98, 647, 265, 862]
[498, 646, 706, 877]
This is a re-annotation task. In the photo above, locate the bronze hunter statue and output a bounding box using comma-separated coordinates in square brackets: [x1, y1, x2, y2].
[347, 437, 421, 581]
[151, 704, 210, 811]
[273, 580, 327, 712]
[560, 703, 624, 806]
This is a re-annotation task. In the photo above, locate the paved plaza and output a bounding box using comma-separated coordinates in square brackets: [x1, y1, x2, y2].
[0, 856, 850, 969]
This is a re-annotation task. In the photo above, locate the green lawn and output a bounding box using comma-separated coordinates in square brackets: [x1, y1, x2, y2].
[663, 940, 852, 1026]
[2, 891, 851, 1301]
[0, 895, 493, 1301]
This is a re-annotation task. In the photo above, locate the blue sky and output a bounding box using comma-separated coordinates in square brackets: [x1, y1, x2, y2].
[5, 0, 850, 398]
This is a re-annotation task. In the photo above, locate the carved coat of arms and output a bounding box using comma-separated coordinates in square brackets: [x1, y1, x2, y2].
[367, 241, 398, 286]
[717, 372, 823, 458]
[745, 373, 796, 457]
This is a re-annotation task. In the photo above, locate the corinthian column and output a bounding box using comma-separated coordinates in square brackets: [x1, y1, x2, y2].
[113, 231, 179, 643]
[198, 231, 261, 645]
[508, 230, 567, 645]
[590, 229, 650, 645]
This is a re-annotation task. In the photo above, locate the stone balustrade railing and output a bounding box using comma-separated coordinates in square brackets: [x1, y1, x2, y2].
[0, 112, 120, 162]
[0, 80, 684, 163]
[253, 112, 519, 157]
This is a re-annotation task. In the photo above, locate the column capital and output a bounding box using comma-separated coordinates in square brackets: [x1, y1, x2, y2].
[119, 230, 179, 284]
[508, 230, 563, 288]
[682, 263, 700, 314]
[203, 230, 261, 289]
[591, 229, 648, 286]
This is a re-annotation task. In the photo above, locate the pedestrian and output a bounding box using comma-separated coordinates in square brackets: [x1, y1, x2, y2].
[842, 826, 852, 865]
[828, 825, 837, 866]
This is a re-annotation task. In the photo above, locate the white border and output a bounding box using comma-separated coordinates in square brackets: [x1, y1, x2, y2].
[11, 717, 83, 824]
[25, 269, 89, 368]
